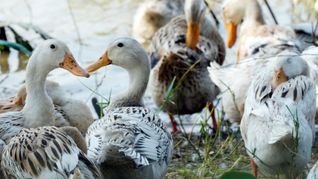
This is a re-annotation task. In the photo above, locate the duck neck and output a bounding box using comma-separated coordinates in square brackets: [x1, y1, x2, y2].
[110, 66, 150, 108]
[240, 0, 265, 34]
[22, 58, 55, 127]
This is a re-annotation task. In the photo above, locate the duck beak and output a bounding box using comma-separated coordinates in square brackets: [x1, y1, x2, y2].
[272, 68, 288, 89]
[186, 22, 200, 49]
[86, 52, 112, 73]
[60, 53, 90, 78]
[225, 22, 237, 48]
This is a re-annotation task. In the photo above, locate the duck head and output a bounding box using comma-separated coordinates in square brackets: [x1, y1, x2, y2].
[185, 0, 206, 49]
[272, 54, 309, 89]
[86, 37, 149, 73]
[222, 0, 244, 48]
[222, 0, 264, 48]
[30, 39, 89, 78]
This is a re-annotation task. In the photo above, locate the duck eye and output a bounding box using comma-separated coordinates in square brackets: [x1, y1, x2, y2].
[50, 44, 56, 49]
[117, 43, 124, 47]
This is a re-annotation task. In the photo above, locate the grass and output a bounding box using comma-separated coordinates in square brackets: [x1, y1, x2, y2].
[154, 58, 251, 178]
[89, 39, 318, 179]
[88, 59, 318, 179]
[165, 108, 251, 179]
[166, 132, 251, 178]
[157, 58, 317, 178]
[162, 99, 318, 179]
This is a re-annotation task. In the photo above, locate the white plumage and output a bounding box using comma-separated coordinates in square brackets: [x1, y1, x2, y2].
[85, 37, 173, 179]
[241, 55, 316, 177]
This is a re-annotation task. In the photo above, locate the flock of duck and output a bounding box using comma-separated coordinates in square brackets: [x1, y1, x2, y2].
[0, 0, 318, 178]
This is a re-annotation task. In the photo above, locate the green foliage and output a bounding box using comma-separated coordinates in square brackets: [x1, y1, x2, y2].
[220, 171, 256, 179]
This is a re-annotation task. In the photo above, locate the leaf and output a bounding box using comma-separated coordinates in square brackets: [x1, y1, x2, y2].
[220, 171, 256, 179]
[164, 76, 176, 101]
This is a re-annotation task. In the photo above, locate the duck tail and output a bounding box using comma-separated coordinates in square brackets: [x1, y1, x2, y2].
[208, 61, 224, 89]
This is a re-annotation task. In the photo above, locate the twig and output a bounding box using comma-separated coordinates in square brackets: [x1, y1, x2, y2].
[219, 80, 240, 114]
[77, 79, 109, 102]
[0, 75, 9, 84]
[217, 53, 318, 69]
[18, 23, 52, 40]
[177, 115, 203, 161]
[66, 0, 83, 59]
[245, 147, 273, 172]
[263, 0, 278, 25]
[204, 0, 219, 27]
[23, 0, 33, 25]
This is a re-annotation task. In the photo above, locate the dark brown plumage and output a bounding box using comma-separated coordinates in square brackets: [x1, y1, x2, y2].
[149, 14, 224, 115]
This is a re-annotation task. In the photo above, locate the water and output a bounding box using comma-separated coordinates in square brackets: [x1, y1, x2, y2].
[0, 0, 315, 131]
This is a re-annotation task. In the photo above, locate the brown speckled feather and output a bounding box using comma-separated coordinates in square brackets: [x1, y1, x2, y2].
[149, 16, 222, 114]
[1, 126, 100, 179]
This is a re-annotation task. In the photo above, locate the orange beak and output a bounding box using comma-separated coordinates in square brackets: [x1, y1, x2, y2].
[272, 68, 288, 89]
[186, 22, 200, 50]
[225, 22, 237, 48]
[60, 53, 90, 78]
[86, 52, 112, 73]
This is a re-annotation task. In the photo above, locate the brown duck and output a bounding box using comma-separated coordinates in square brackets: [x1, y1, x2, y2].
[149, 0, 225, 133]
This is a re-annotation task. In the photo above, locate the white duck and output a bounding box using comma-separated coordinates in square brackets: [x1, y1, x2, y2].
[0, 39, 89, 143]
[301, 46, 318, 118]
[85, 37, 173, 179]
[209, 45, 318, 123]
[0, 80, 94, 134]
[1, 126, 101, 179]
[209, 58, 270, 122]
[241, 54, 315, 178]
[307, 159, 318, 179]
[210, 0, 309, 123]
[132, 0, 184, 45]
[222, 0, 301, 61]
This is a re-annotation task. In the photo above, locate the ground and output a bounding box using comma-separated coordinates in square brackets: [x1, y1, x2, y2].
[165, 121, 318, 179]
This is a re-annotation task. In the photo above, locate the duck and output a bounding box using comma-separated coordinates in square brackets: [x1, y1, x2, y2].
[149, 0, 225, 132]
[300, 46, 318, 118]
[0, 39, 89, 144]
[222, 0, 301, 61]
[301, 46, 318, 84]
[132, 0, 184, 46]
[241, 54, 315, 178]
[210, 0, 311, 122]
[209, 58, 270, 122]
[0, 80, 94, 134]
[1, 126, 101, 179]
[307, 159, 318, 179]
[85, 37, 173, 179]
[209, 45, 318, 123]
